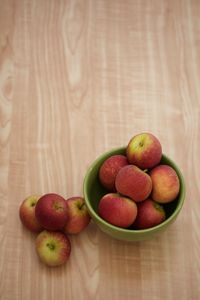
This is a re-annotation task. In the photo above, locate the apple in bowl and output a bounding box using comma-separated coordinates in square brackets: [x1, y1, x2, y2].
[150, 165, 180, 203]
[99, 154, 128, 191]
[126, 132, 162, 169]
[98, 193, 137, 228]
[115, 165, 152, 202]
[133, 199, 166, 229]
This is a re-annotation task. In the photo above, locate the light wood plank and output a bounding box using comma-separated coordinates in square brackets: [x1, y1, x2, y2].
[0, 0, 199, 299]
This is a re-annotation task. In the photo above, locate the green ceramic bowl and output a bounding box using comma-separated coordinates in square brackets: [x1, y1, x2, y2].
[83, 147, 185, 241]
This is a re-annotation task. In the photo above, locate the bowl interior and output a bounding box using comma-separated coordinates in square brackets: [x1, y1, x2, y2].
[83, 147, 185, 240]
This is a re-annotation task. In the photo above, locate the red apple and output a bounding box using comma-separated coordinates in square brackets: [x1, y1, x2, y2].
[134, 199, 166, 229]
[115, 165, 152, 202]
[35, 230, 71, 267]
[126, 132, 162, 169]
[99, 155, 128, 191]
[35, 193, 68, 230]
[98, 193, 138, 228]
[150, 165, 180, 203]
[19, 195, 43, 232]
[64, 197, 91, 234]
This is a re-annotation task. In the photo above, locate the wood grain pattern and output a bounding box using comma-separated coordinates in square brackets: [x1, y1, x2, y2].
[0, 0, 199, 299]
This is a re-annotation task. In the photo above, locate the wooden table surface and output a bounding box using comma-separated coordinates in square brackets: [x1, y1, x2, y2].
[0, 0, 199, 299]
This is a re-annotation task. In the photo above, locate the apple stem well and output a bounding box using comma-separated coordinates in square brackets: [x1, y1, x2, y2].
[139, 141, 144, 147]
[153, 202, 165, 215]
[47, 243, 56, 251]
[77, 203, 85, 210]
[53, 203, 64, 210]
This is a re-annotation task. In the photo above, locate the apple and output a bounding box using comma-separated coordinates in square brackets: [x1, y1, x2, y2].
[99, 155, 128, 191]
[64, 197, 91, 234]
[134, 199, 166, 229]
[115, 165, 152, 202]
[35, 193, 68, 230]
[35, 230, 71, 267]
[150, 165, 180, 203]
[19, 195, 43, 232]
[126, 132, 162, 169]
[98, 193, 137, 228]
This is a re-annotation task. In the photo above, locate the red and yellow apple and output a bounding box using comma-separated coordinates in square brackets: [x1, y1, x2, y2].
[98, 193, 137, 228]
[126, 132, 162, 169]
[35, 193, 68, 230]
[150, 165, 180, 203]
[99, 154, 128, 191]
[19, 195, 43, 233]
[134, 199, 166, 229]
[35, 230, 71, 267]
[115, 165, 152, 202]
[64, 197, 91, 234]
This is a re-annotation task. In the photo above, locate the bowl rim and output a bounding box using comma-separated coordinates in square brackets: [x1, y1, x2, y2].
[83, 147, 186, 234]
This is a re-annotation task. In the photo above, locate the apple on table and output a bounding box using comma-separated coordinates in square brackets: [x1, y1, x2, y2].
[19, 195, 43, 233]
[35, 193, 68, 231]
[35, 230, 71, 267]
[64, 197, 91, 235]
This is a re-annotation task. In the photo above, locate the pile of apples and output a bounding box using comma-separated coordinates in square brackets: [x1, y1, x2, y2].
[98, 133, 180, 229]
[19, 194, 91, 267]
[19, 132, 180, 267]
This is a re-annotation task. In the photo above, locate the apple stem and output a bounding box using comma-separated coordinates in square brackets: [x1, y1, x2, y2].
[79, 203, 85, 210]
[47, 243, 55, 251]
[143, 169, 148, 173]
